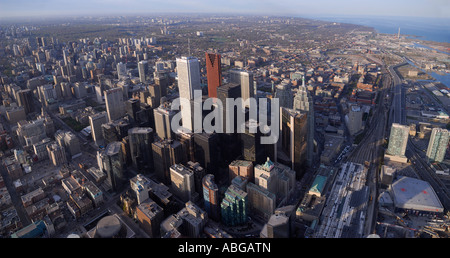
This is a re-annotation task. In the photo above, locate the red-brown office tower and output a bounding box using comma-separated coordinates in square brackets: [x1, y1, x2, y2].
[205, 52, 222, 98]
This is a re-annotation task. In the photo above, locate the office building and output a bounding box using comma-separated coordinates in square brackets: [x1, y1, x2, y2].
[170, 164, 196, 202]
[47, 143, 67, 166]
[275, 80, 293, 109]
[161, 201, 208, 238]
[153, 101, 176, 140]
[101, 118, 131, 145]
[229, 160, 254, 183]
[260, 205, 296, 238]
[254, 157, 296, 203]
[16, 89, 34, 114]
[217, 82, 241, 133]
[104, 87, 125, 122]
[176, 56, 201, 132]
[128, 127, 154, 171]
[346, 105, 363, 136]
[205, 52, 222, 98]
[186, 161, 206, 196]
[230, 69, 254, 108]
[136, 199, 164, 238]
[152, 139, 184, 184]
[55, 130, 81, 159]
[279, 107, 308, 179]
[130, 174, 151, 205]
[386, 123, 410, 158]
[89, 111, 107, 146]
[426, 128, 450, 163]
[202, 174, 220, 221]
[293, 77, 315, 167]
[221, 184, 248, 227]
[125, 98, 141, 126]
[99, 141, 125, 192]
[117, 62, 127, 80]
[138, 60, 149, 83]
[193, 132, 220, 178]
[240, 120, 275, 164]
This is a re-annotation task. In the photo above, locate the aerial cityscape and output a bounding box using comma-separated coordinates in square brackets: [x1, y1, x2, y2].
[0, 0, 450, 242]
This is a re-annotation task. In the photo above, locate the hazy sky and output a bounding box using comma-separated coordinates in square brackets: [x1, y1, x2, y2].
[0, 0, 449, 19]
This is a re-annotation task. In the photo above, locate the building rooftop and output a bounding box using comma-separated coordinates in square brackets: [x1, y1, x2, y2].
[391, 176, 444, 213]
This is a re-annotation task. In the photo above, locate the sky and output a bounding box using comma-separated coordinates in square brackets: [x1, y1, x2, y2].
[0, 0, 449, 19]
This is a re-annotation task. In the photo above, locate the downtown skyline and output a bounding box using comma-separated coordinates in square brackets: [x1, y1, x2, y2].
[0, 0, 449, 20]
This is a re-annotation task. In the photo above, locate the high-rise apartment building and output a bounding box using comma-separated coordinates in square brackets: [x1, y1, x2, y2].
[205, 52, 222, 98]
[426, 128, 449, 163]
[386, 123, 410, 158]
[104, 87, 125, 122]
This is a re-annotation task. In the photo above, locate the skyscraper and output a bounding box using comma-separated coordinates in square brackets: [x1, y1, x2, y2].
[205, 52, 222, 98]
[152, 139, 184, 184]
[279, 107, 308, 179]
[16, 89, 34, 114]
[275, 80, 293, 109]
[193, 132, 220, 178]
[293, 77, 315, 167]
[230, 69, 254, 109]
[202, 174, 220, 221]
[138, 60, 149, 83]
[220, 184, 248, 227]
[170, 164, 195, 202]
[176, 56, 201, 132]
[128, 127, 154, 171]
[216, 82, 241, 133]
[125, 98, 141, 126]
[99, 141, 125, 192]
[153, 101, 176, 140]
[426, 128, 449, 163]
[386, 123, 410, 158]
[104, 87, 125, 122]
[117, 62, 127, 80]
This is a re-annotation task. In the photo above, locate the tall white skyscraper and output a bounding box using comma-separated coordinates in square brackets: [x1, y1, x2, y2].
[176, 56, 201, 132]
[104, 87, 125, 122]
[176, 56, 201, 100]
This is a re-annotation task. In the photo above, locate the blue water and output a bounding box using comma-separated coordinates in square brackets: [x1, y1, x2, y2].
[306, 15, 450, 43]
